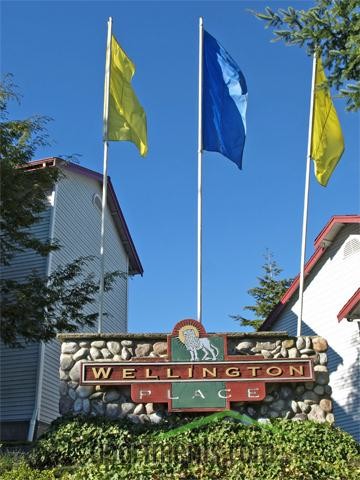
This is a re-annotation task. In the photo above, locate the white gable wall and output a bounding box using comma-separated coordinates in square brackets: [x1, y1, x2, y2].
[270, 223, 360, 441]
[40, 168, 129, 425]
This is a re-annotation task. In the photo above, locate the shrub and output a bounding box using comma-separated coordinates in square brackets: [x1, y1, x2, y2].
[29, 416, 360, 480]
[0, 458, 57, 479]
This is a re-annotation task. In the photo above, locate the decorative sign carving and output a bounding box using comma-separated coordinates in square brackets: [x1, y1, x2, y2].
[80, 319, 314, 412]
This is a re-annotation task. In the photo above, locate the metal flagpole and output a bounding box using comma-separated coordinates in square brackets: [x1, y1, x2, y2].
[98, 16, 113, 333]
[197, 17, 204, 323]
[297, 52, 317, 337]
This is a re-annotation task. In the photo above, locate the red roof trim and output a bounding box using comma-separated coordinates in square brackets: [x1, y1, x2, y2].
[27, 158, 143, 276]
[314, 215, 360, 249]
[259, 214, 360, 331]
[337, 288, 360, 322]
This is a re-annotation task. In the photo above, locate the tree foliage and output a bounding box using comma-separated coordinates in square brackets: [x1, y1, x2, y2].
[0, 77, 122, 347]
[231, 251, 292, 331]
[252, 0, 360, 111]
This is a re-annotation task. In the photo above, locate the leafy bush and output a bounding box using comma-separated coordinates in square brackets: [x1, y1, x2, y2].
[0, 458, 57, 479]
[28, 415, 360, 479]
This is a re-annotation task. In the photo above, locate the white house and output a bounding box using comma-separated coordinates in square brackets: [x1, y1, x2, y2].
[260, 215, 360, 441]
[0, 157, 143, 441]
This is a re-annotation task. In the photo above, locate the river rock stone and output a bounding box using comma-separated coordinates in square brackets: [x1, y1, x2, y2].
[320, 398, 332, 412]
[69, 362, 81, 382]
[121, 402, 135, 415]
[269, 410, 280, 418]
[106, 403, 121, 418]
[280, 386, 293, 400]
[324, 385, 332, 395]
[298, 401, 311, 413]
[77, 385, 94, 398]
[135, 344, 152, 357]
[319, 352, 327, 365]
[79, 341, 90, 348]
[59, 369, 69, 381]
[121, 347, 131, 360]
[282, 339, 295, 349]
[101, 348, 112, 359]
[271, 399, 285, 412]
[315, 370, 329, 385]
[312, 337, 328, 352]
[61, 342, 79, 355]
[235, 341, 254, 353]
[271, 346, 281, 355]
[121, 340, 133, 347]
[91, 341, 106, 349]
[74, 398, 83, 413]
[292, 413, 307, 421]
[133, 404, 145, 415]
[73, 347, 89, 361]
[83, 399, 91, 414]
[300, 349, 314, 355]
[305, 337, 312, 349]
[314, 365, 328, 372]
[153, 342, 168, 356]
[90, 391, 104, 400]
[296, 337, 305, 350]
[59, 396, 74, 415]
[90, 347, 101, 360]
[104, 390, 121, 403]
[291, 401, 299, 413]
[295, 385, 305, 396]
[253, 342, 276, 352]
[127, 414, 141, 423]
[288, 347, 300, 358]
[60, 354, 74, 371]
[302, 391, 319, 405]
[59, 381, 68, 396]
[326, 413, 335, 424]
[314, 385, 325, 395]
[149, 412, 163, 424]
[145, 403, 155, 415]
[92, 400, 105, 416]
[68, 388, 77, 400]
[308, 404, 326, 422]
[107, 341, 121, 355]
[261, 350, 272, 358]
[280, 347, 288, 357]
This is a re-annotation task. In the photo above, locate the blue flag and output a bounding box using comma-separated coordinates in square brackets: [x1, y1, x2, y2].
[202, 31, 248, 169]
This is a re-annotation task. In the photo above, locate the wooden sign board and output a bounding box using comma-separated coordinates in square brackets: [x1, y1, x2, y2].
[80, 319, 314, 412]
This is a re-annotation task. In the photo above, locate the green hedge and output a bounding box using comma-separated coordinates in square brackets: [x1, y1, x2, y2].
[25, 415, 359, 480]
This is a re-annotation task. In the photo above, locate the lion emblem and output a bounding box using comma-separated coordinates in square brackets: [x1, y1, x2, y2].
[179, 326, 219, 361]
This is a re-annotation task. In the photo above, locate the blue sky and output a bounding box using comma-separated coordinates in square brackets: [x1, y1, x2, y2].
[1, 1, 359, 334]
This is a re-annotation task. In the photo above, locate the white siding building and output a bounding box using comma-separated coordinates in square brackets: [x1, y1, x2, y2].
[260, 215, 360, 441]
[0, 158, 143, 441]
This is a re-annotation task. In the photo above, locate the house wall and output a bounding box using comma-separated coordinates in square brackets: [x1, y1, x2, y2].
[0, 207, 51, 439]
[40, 168, 129, 425]
[270, 223, 360, 441]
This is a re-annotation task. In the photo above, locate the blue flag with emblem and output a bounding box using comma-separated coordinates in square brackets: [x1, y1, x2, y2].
[202, 30, 248, 169]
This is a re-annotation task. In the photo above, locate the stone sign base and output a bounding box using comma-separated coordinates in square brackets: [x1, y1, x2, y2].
[58, 329, 333, 425]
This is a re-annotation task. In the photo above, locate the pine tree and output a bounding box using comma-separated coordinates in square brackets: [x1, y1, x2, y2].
[231, 251, 292, 331]
[252, 0, 360, 111]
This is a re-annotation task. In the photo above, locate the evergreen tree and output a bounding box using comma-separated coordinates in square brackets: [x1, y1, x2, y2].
[252, 0, 360, 111]
[231, 251, 292, 331]
[0, 77, 122, 347]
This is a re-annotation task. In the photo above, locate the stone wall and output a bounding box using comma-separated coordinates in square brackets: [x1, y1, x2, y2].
[58, 332, 333, 425]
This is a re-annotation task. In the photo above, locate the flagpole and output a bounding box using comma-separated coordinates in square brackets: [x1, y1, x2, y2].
[98, 16, 112, 333]
[297, 52, 317, 337]
[197, 16, 204, 323]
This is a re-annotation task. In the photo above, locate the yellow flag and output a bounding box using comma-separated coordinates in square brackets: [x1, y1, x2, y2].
[107, 35, 148, 156]
[310, 57, 344, 186]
